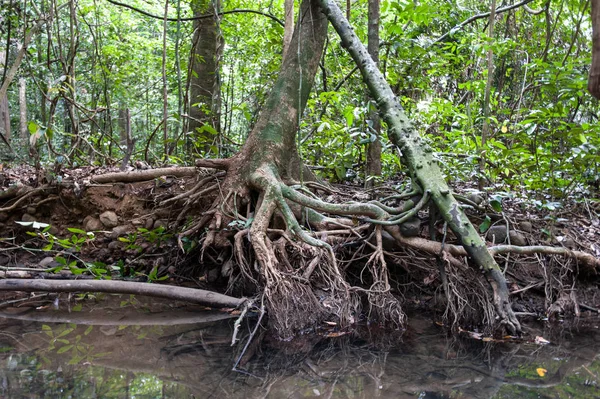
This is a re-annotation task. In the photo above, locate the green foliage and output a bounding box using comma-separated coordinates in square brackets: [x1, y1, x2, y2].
[1, 0, 598, 197]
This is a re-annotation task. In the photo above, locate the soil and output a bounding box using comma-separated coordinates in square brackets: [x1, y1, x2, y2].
[0, 164, 599, 336]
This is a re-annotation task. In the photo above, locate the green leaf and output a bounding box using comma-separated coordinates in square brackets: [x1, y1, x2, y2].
[67, 228, 87, 235]
[479, 216, 492, 233]
[28, 121, 39, 135]
[57, 345, 73, 354]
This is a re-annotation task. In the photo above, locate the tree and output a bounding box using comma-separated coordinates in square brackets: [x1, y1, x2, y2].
[179, 0, 520, 337]
[186, 0, 222, 155]
[365, 0, 381, 187]
[589, 0, 600, 99]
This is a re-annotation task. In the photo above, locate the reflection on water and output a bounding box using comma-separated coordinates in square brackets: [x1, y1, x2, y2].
[0, 296, 599, 398]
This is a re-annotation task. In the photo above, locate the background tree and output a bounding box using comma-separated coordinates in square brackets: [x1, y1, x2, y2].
[186, 0, 222, 156]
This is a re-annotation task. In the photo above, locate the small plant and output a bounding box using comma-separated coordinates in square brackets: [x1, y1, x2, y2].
[22, 223, 95, 252]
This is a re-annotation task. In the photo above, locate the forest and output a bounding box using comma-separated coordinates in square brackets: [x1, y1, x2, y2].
[0, 0, 599, 341]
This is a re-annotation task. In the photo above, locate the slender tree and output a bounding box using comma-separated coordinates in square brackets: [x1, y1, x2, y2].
[186, 0, 222, 155]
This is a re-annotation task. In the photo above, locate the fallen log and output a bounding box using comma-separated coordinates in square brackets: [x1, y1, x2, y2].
[0, 279, 247, 309]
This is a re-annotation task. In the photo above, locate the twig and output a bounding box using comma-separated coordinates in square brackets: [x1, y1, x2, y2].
[105, 0, 284, 26]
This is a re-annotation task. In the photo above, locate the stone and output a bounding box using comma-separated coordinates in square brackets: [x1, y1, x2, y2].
[519, 221, 533, 233]
[153, 219, 168, 229]
[83, 216, 103, 232]
[485, 225, 508, 243]
[107, 241, 123, 251]
[99, 211, 119, 228]
[467, 193, 484, 205]
[145, 218, 155, 230]
[486, 226, 527, 246]
[508, 231, 527, 246]
[399, 217, 421, 237]
[39, 257, 57, 268]
[26, 206, 36, 215]
[20, 213, 36, 223]
[110, 225, 132, 239]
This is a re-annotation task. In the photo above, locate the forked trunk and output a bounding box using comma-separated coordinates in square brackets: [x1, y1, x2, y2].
[235, 0, 327, 182]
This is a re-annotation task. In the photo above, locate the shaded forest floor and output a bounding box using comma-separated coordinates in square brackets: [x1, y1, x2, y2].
[0, 164, 599, 336]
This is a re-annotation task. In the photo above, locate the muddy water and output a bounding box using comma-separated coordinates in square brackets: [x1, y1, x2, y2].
[0, 297, 599, 399]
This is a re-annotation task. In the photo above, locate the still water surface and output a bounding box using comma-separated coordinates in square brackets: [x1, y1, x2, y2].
[0, 296, 599, 398]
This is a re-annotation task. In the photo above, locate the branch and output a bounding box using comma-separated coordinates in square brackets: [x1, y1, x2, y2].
[430, 0, 537, 47]
[387, 230, 600, 271]
[104, 0, 284, 27]
[90, 166, 200, 183]
[0, 279, 246, 308]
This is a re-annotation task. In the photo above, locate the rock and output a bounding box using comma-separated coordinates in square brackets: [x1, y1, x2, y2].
[83, 216, 103, 232]
[153, 219, 168, 229]
[519, 221, 533, 233]
[145, 218, 155, 230]
[508, 231, 527, 246]
[485, 226, 508, 243]
[380, 230, 401, 251]
[110, 225, 132, 239]
[399, 217, 421, 237]
[20, 213, 36, 223]
[39, 257, 57, 268]
[467, 193, 484, 205]
[486, 226, 527, 246]
[107, 241, 123, 251]
[26, 206, 36, 215]
[563, 237, 576, 249]
[207, 267, 220, 283]
[99, 211, 119, 228]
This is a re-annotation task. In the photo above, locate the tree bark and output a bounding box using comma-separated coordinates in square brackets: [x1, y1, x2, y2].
[317, 0, 520, 334]
[589, 0, 600, 99]
[18, 77, 27, 140]
[282, 0, 295, 60]
[0, 52, 10, 143]
[187, 0, 222, 154]
[479, 0, 497, 190]
[365, 0, 382, 187]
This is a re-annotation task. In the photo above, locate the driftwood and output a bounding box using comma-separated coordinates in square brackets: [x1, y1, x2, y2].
[0, 279, 246, 309]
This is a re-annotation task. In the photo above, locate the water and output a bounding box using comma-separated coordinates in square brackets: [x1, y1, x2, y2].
[0, 296, 599, 398]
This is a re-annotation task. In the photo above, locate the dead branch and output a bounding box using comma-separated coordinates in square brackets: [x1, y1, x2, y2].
[90, 167, 201, 183]
[0, 279, 247, 308]
[387, 229, 600, 270]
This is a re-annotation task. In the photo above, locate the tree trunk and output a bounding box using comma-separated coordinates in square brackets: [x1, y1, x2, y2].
[282, 0, 295, 60]
[479, 0, 497, 190]
[187, 0, 222, 155]
[0, 52, 10, 144]
[316, 0, 520, 334]
[18, 77, 27, 140]
[589, 0, 600, 99]
[0, 90, 9, 144]
[365, 0, 382, 188]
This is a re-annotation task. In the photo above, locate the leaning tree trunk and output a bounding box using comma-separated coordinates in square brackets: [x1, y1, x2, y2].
[316, 0, 520, 334]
